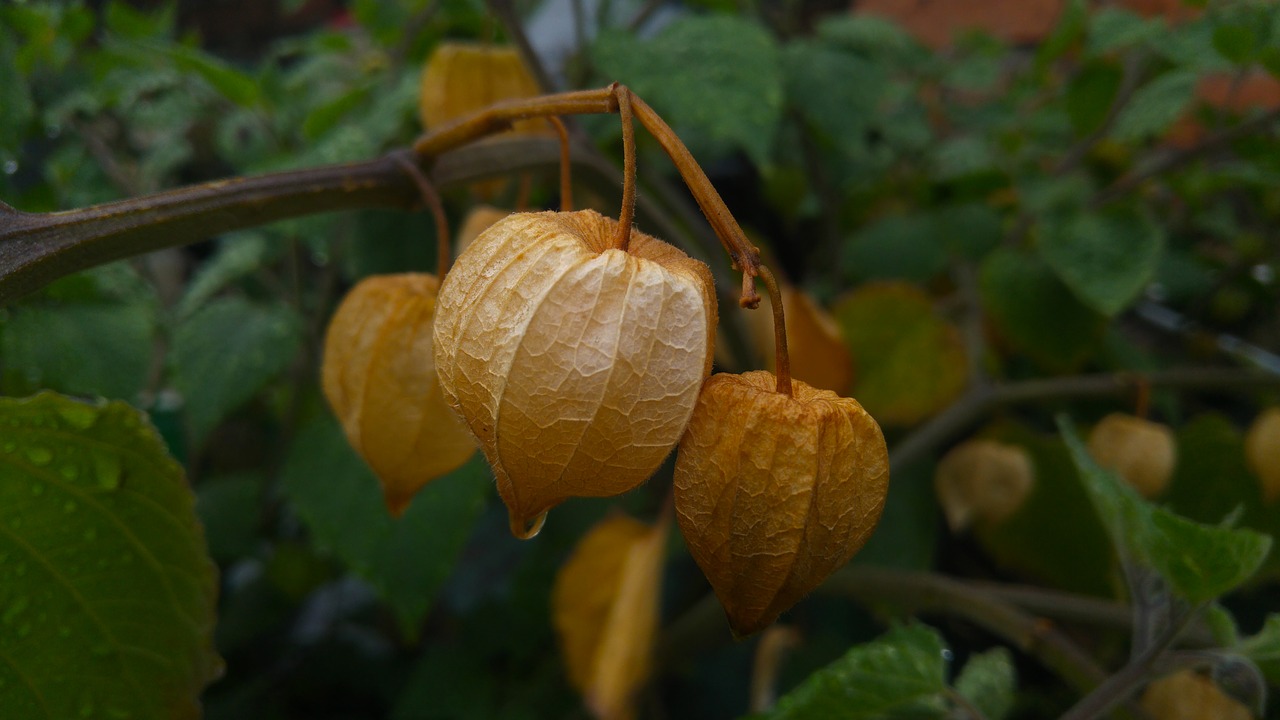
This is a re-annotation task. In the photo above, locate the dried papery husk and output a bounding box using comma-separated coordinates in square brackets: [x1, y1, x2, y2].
[456, 205, 511, 257]
[419, 43, 548, 136]
[934, 439, 1035, 532]
[1245, 407, 1280, 503]
[553, 513, 668, 720]
[673, 371, 889, 636]
[1087, 412, 1177, 499]
[433, 209, 717, 537]
[322, 273, 476, 516]
[719, 285, 854, 395]
[1140, 670, 1253, 720]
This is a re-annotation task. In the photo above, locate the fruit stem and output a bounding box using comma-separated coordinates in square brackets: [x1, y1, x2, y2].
[391, 151, 452, 276]
[613, 85, 637, 252]
[548, 116, 573, 211]
[514, 172, 532, 211]
[758, 266, 793, 397]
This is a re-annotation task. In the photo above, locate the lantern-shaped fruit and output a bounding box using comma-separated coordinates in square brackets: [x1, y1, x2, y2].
[1245, 407, 1280, 503]
[433, 209, 717, 537]
[934, 439, 1034, 531]
[673, 371, 889, 636]
[456, 205, 511, 257]
[322, 273, 476, 516]
[419, 43, 547, 136]
[1087, 413, 1176, 498]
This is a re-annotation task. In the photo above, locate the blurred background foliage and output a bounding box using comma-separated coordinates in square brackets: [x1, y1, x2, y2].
[2, 0, 1280, 717]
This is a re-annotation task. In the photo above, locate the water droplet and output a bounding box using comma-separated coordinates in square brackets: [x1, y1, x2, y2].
[30, 484, 44, 496]
[1253, 264, 1275, 285]
[941, 648, 954, 662]
[1, 442, 14, 453]
[63, 501, 77, 514]
[56, 404, 97, 430]
[3, 596, 29, 625]
[121, 414, 139, 429]
[59, 465, 77, 481]
[83, 527, 97, 541]
[13, 564, 25, 577]
[2, 160, 17, 175]
[15, 623, 31, 638]
[24, 446, 52, 465]
[58, 625, 71, 638]
[9, 518, 21, 530]
[94, 453, 122, 490]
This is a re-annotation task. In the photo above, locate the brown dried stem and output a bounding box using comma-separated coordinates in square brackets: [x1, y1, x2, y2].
[613, 86, 637, 252]
[757, 266, 792, 397]
[548, 116, 574, 211]
[390, 152, 453, 277]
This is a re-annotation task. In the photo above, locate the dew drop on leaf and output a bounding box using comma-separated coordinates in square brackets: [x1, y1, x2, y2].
[24, 446, 52, 465]
[93, 453, 123, 490]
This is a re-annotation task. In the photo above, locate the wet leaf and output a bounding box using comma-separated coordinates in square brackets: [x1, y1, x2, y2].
[1038, 208, 1164, 316]
[832, 282, 967, 426]
[0, 392, 220, 719]
[553, 513, 668, 720]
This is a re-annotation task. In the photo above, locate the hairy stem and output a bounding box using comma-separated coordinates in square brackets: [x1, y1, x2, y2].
[758, 266, 792, 396]
[548, 116, 574, 211]
[390, 152, 453, 277]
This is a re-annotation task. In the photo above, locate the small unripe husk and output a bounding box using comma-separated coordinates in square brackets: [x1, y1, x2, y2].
[1087, 413, 1177, 499]
[456, 205, 511, 257]
[934, 439, 1034, 532]
[1245, 407, 1280, 503]
[1140, 670, 1253, 720]
[434, 210, 717, 537]
[674, 371, 889, 636]
[322, 273, 476, 516]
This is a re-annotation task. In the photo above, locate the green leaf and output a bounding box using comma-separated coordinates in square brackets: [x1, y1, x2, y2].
[815, 15, 922, 62]
[592, 17, 783, 166]
[161, 42, 260, 107]
[280, 414, 490, 637]
[1065, 59, 1124, 135]
[1, 266, 157, 400]
[1037, 0, 1089, 67]
[177, 232, 279, 318]
[195, 472, 263, 563]
[1058, 417, 1272, 604]
[978, 248, 1105, 372]
[1212, 23, 1259, 65]
[1087, 8, 1163, 54]
[1237, 614, 1280, 684]
[0, 392, 220, 718]
[1038, 207, 1165, 316]
[854, 460, 939, 571]
[767, 624, 949, 719]
[171, 297, 302, 444]
[782, 40, 885, 156]
[954, 648, 1016, 720]
[843, 214, 949, 284]
[1111, 70, 1198, 142]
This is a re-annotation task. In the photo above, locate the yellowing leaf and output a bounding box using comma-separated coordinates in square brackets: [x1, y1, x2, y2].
[832, 281, 968, 426]
[553, 513, 669, 720]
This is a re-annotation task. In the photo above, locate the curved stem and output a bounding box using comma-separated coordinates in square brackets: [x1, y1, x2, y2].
[613, 85, 637, 252]
[548, 116, 574, 211]
[758, 266, 792, 396]
[390, 151, 452, 277]
[626, 93, 763, 309]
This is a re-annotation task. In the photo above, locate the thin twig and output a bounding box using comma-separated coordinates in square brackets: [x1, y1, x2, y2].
[614, 85, 637, 252]
[758, 266, 792, 396]
[390, 151, 453, 276]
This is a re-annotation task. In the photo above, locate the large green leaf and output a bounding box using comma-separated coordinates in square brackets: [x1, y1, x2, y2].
[1059, 417, 1272, 604]
[592, 16, 783, 166]
[979, 248, 1105, 372]
[1038, 207, 1164, 316]
[842, 214, 949, 284]
[0, 392, 220, 719]
[171, 297, 302, 444]
[767, 624, 948, 719]
[1111, 70, 1198, 142]
[280, 414, 490, 637]
[782, 40, 885, 157]
[954, 648, 1016, 720]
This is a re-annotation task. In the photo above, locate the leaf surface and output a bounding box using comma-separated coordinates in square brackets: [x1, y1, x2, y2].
[0, 392, 220, 719]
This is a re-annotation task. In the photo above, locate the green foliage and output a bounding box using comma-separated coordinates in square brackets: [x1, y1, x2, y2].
[1060, 417, 1272, 604]
[280, 414, 491, 637]
[0, 392, 219, 718]
[954, 648, 1016, 720]
[1038, 207, 1165, 316]
[593, 16, 783, 166]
